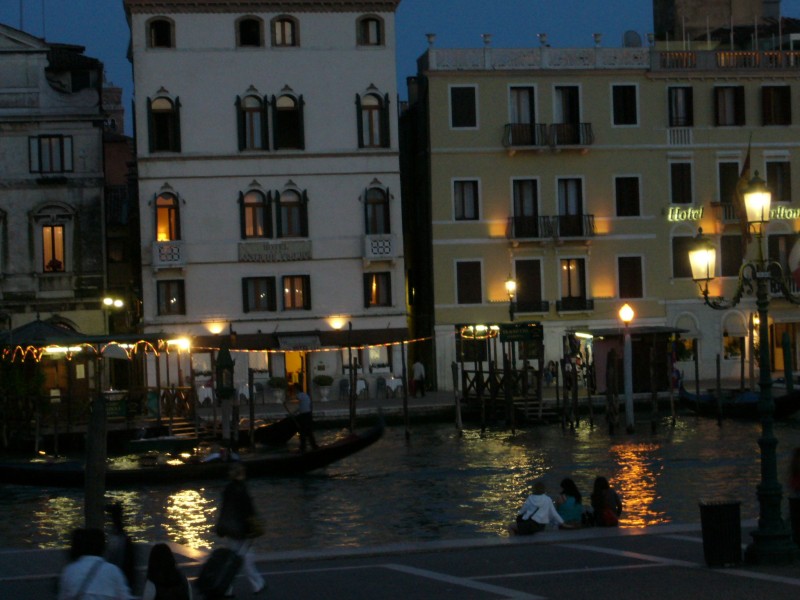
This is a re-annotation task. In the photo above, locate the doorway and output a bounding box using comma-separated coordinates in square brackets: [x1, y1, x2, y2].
[285, 351, 307, 397]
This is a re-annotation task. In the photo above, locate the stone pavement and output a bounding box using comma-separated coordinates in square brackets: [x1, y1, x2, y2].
[3, 521, 800, 599]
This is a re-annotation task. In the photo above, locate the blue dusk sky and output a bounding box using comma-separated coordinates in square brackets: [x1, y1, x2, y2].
[2, 0, 800, 133]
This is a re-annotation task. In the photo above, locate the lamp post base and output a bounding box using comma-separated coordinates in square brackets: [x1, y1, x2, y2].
[744, 528, 799, 565]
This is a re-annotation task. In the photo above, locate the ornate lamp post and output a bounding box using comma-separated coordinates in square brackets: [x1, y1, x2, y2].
[505, 275, 517, 322]
[619, 303, 635, 433]
[688, 172, 800, 564]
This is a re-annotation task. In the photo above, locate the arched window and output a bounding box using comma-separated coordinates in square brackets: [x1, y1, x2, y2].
[356, 92, 390, 148]
[357, 16, 383, 46]
[147, 96, 181, 152]
[272, 94, 304, 149]
[155, 193, 180, 241]
[272, 16, 298, 47]
[277, 189, 307, 238]
[365, 187, 390, 234]
[148, 18, 174, 48]
[241, 190, 271, 238]
[237, 17, 263, 47]
[236, 95, 268, 150]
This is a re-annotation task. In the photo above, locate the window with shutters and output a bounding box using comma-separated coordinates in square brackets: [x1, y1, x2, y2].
[272, 16, 299, 47]
[148, 18, 174, 48]
[241, 190, 270, 238]
[283, 275, 310, 310]
[272, 93, 304, 149]
[277, 189, 307, 238]
[357, 16, 383, 46]
[364, 272, 391, 307]
[456, 261, 482, 304]
[155, 193, 180, 241]
[148, 96, 181, 152]
[762, 86, 791, 125]
[243, 277, 276, 312]
[357, 92, 390, 148]
[612, 84, 638, 126]
[365, 187, 390, 234]
[714, 86, 745, 126]
[236, 95, 268, 150]
[237, 16, 263, 47]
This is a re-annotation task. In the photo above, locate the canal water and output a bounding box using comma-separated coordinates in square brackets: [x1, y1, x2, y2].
[2, 414, 800, 552]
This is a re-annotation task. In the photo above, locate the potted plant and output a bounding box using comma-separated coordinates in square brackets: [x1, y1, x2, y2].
[268, 376, 288, 403]
[313, 374, 334, 401]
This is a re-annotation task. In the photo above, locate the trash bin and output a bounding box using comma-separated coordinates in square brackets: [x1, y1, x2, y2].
[699, 500, 742, 567]
[790, 496, 800, 545]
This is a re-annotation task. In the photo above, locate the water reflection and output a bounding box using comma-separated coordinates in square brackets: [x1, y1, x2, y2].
[0, 417, 799, 552]
[610, 443, 667, 527]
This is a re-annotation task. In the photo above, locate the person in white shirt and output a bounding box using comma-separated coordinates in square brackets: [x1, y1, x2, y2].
[58, 528, 131, 600]
[511, 481, 564, 535]
[412, 360, 426, 397]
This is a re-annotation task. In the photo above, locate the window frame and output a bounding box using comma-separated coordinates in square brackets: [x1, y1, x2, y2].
[363, 272, 392, 307]
[668, 86, 694, 127]
[240, 190, 271, 239]
[455, 260, 482, 304]
[714, 85, 745, 126]
[147, 17, 175, 49]
[611, 84, 638, 126]
[272, 93, 305, 150]
[42, 224, 66, 273]
[614, 175, 641, 217]
[356, 92, 390, 148]
[271, 16, 299, 47]
[236, 94, 269, 151]
[155, 192, 181, 242]
[282, 274, 311, 310]
[147, 96, 181, 153]
[767, 159, 792, 203]
[157, 280, 186, 316]
[356, 15, 384, 46]
[669, 161, 693, 205]
[671, 235, 696, 279]
[29, 135, 73, 174]
[514, 258, 544, 311]
[762, 85, 792, 126]
[617, 255, 644, 299]
[449, 85, 478, 129]
[560, 257, 586, 300]
[717, 160, 740, 204]
[276, 189, 307, 238]
[365, 187, 390, 235]
[243, 276, 277, 312]
[453, 179, 480, 221]
[236, 16, 264, 47]
[720, 235, 745, 277]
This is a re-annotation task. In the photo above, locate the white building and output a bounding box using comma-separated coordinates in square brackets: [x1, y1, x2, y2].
[124, 1, 407, 393]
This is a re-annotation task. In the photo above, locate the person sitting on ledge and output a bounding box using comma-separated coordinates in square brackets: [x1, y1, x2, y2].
[510, 480, 564, 535]
[590, 476, 623, 527]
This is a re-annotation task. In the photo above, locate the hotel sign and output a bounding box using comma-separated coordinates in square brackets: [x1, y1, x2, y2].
[666, 205, 800, 222]
[667, 206, 703, 222]
[238, 240, 312, 262]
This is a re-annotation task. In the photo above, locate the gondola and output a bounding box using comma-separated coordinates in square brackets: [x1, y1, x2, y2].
[678, 383, 800, 419]
[0, 422, 383, 488]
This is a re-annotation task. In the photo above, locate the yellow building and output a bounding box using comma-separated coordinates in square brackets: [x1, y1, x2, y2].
[402, 39, 800, 391]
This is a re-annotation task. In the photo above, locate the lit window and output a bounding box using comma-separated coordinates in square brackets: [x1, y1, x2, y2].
[155, 193, 180, 241]
[42, 225, 65, 272]
[282, 275, 310, 310]
[242, 191, 270, 238]
[364, 272, 391, 307]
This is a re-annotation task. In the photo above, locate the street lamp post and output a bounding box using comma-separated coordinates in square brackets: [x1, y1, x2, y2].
[505, 275, 517, 322]
[689, 171, 800, 564]
[619, 303, 635, 433]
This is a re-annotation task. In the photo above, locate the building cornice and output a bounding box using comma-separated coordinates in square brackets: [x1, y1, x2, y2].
[124, 0, 400, 14]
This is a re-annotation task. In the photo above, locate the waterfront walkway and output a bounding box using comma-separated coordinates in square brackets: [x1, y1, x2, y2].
[3, 521, 800, 599]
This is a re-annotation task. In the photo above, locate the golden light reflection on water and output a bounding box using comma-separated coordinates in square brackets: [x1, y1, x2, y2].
[162, 489, 216, 549]
[33, 497, 82, 549]
[609, 442, 669, 527]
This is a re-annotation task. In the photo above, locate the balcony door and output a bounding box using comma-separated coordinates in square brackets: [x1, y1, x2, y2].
[558, 178, 583, 237]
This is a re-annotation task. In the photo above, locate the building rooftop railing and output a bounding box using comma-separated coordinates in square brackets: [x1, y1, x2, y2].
[419, 47, 800, 72]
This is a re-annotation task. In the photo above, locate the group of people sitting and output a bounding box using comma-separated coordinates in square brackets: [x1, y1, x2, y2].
[510, 476, 623, 535]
